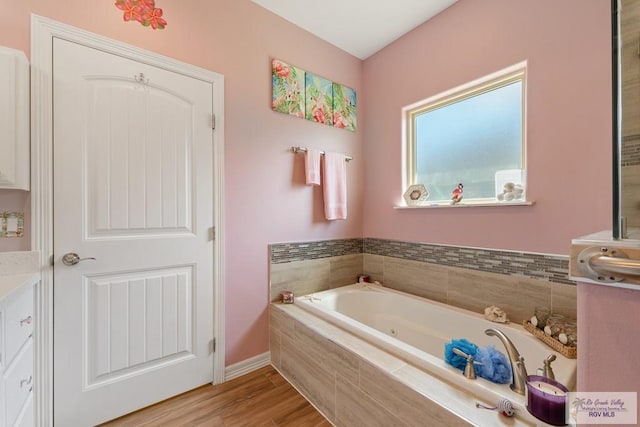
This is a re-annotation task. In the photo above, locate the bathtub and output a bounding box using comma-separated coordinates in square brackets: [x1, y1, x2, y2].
[296, 283, 576, 419]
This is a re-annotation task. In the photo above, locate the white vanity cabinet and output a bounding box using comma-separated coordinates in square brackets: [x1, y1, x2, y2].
[0, 279, 35, 427]
[0, 46, 30, 190]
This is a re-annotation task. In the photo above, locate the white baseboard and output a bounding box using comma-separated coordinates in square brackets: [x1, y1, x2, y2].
[224, 351, 271, 381]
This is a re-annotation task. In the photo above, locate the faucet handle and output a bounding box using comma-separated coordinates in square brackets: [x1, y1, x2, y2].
[452, 348, 479, 380]
[516, 355, 528, 376]
[542, 354, 556, 380]
[452, 347, 470, 359]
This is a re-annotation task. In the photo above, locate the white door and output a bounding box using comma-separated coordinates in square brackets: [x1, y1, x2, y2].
[52, 37, 215, 426]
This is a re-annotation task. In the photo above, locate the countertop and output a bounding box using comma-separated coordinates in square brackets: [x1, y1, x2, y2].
[0, 272, 39, 303]
[0, 251, 40, 302]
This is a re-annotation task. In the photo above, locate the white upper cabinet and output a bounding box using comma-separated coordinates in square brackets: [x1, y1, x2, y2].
[0, 47, 29, 190]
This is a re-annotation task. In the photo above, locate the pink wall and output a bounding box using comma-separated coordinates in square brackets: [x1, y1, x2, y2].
[577, 282, 640, 393]
[0, 0, 619, 370]
[0, 0, 364, 365]
[362, 0, 612, 255]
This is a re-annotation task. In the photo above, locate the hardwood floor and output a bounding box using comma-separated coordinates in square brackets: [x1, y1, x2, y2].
[100, 365, 331, 427]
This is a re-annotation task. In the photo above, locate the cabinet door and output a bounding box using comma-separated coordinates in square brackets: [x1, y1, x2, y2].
[4, 285, 33, 369]
[3, 342, 33, 427]
[0, 46, 30, 190]
[13, 393, 33, 427]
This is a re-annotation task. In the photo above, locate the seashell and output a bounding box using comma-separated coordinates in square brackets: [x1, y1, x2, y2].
[558, 333, 569, 345]
[530, 315, 538, 327]
[484, 305, 510, 323]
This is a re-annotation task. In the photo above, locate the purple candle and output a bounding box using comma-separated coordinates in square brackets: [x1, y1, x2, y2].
[526, 375, 569, 426]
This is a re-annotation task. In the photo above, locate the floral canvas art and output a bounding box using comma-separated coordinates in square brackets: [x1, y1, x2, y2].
[332, 83, 357, 131]
[305, 73, 333, 126]
[272, 59, 305, 118]
[270, 58, 355, 132]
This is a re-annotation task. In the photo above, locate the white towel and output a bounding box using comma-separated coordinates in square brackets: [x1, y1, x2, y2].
[322, 152, 347, 220]
[305, 149, 321, 186]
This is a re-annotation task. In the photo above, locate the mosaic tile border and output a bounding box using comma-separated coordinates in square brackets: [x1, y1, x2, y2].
[270, 238, 363, 264]
[270, 238, 573, 285]
[364, 238, 573, 285]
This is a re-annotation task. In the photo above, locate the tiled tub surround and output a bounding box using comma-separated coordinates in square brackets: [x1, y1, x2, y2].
[271, 303, 542, 426]
[269, 252, 363, 302]
[270, 239, 576, 426]
[269, 239, 576, 324]
[363, 238, 572, 285]
[270, 238, 363, 264]
[364, 254, 576, 325]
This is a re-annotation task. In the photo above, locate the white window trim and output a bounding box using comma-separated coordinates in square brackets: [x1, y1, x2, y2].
[402, 61, 528, 206]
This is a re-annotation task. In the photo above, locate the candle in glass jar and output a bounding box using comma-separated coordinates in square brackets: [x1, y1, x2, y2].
[528, 380, 567, 396]
[526, 375, 569, 426]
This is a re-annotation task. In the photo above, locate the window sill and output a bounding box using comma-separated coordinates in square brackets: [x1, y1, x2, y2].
[394, 201, 535, 209]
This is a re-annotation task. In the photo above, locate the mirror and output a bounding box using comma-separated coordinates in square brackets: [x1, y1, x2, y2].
[615, 0, 640, 238]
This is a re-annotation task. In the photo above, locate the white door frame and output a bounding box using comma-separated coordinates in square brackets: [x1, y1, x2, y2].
[30, 15, 226, 426]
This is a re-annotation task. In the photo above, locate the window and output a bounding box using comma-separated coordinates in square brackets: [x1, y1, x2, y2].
[404, 62, 527, 204]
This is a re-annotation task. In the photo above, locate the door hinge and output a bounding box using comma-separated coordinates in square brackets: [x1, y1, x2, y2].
[209, 227, 215, 241]
[212, 338, 216, 353]
[211, 114, 216, 130]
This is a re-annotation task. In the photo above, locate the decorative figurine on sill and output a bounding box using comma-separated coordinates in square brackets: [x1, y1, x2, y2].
[451, 182, 464, 204]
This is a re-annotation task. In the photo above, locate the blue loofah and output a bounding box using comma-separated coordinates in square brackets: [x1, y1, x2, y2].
[475, 345, 512, 384]
[444, 338, 478, 371]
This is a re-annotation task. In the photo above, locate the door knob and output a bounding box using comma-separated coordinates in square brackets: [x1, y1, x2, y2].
[62, 252, 96, 266]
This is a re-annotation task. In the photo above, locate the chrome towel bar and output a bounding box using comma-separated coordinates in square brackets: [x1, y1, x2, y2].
[291, 146, 352, 161]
